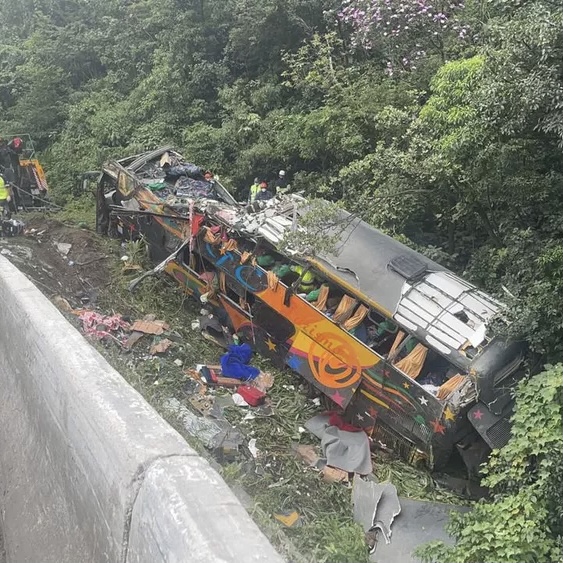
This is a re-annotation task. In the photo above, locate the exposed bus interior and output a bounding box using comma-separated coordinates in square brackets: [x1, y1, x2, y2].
[99, 147, 525, 472]
[238, 242, 475, 409]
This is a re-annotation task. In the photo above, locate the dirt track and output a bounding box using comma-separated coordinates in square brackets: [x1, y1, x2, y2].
[0, 217, 113, 309]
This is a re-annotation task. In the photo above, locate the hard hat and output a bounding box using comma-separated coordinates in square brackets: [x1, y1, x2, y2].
[279, 170, 286, 177]
[254, 177, 259, 184]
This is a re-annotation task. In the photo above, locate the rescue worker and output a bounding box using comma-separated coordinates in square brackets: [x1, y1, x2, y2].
[0, 173, 13, 219]
[274, 170, 290, 194]
[255, 181, 274, 202]
[248, 177, 261, 203]
[291, 264, 317, 294]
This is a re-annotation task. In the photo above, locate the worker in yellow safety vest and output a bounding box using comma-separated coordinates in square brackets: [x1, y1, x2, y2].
[248, 177, 261, 203]
[0, 174, 13, 219]
[291, 265, 317, 294]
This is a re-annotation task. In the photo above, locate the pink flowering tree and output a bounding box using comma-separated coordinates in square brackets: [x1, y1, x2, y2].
[337, 0, 470, 73]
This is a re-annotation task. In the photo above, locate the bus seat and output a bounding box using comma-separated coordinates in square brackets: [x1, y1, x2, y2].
[313, 284, 330, 311]
[394, 343, 429, 379]
[436, 374, 466, 400]
[343, 304, 369, 331]
[332, 295, 358, 324]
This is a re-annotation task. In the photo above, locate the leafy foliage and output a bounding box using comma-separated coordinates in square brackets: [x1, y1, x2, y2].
[417, 364, 563, 563]
[279, 198, 350, 257]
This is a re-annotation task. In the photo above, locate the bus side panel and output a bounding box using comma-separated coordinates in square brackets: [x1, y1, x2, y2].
[347, 364, 453, 465]
[165, 261, 207, 299]
[198, 240, 378, 406]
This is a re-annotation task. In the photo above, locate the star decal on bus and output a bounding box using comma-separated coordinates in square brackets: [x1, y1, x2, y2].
[330, 391, 346, 407]
[430, 419, 446, 435]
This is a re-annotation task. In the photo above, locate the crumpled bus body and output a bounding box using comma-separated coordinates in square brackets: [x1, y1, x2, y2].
[96, 147, 525, 471]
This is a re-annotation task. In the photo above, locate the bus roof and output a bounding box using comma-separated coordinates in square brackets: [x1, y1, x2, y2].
[313, 210, 447, 315]
[104, 147, 504, 364]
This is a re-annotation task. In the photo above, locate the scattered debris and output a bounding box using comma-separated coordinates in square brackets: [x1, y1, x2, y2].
[52, 295, 73, 313]
[248, 438, 259, 458]
[122, 262, 142, 273]
[2, 218, 27, 238]
[79, 311, 130, 341]
[164, 397, 244, 462]
[321, 466, 350, 484]
[220, 343, 260, 381]
[123, 331, 145, 350]
[190, 364, 257, 388]
[188, 394, 214, 416]
[0, 248, 14, 256]
[252, 371, 275, 393]
[149, 338, 173, 355]
[209, 395, 234, 419]
[55, 242, 72, 256]
[237, 385, 266, 407]
[131, 318, 170, 335]
[274, 510, 302, 529]
[173, 358, 183, 367]
[232, 393, 250, 407]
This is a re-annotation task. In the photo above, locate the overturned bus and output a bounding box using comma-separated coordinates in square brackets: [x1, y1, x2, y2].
[95, 147, 525, 472]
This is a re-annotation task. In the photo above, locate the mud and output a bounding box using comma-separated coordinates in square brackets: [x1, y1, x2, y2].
[0, 218, 113, 309]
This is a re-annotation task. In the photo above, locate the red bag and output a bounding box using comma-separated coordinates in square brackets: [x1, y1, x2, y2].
[237, 385, 266, 407]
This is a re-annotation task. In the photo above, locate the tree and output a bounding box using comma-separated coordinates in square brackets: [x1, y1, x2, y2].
[337, 0, 471, 71]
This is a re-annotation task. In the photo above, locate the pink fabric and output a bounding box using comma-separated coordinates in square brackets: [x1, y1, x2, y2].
[79, 311, 130, 340]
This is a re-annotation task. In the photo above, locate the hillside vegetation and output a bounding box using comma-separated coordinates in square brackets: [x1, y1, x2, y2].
[1, 2, 562, 561]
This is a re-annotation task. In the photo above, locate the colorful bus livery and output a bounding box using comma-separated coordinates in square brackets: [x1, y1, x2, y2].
[95, 147, 525, 473]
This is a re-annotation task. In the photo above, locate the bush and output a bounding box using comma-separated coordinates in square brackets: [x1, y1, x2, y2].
[417, 364, 563, 563]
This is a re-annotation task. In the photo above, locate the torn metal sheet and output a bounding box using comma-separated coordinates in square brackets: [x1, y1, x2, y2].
[370, 498, 471, 563]
[373, 483, 401, 543]
[305, 413, 372, 474]
[131, 319, 170, 335]
[352, 475, 385, 533]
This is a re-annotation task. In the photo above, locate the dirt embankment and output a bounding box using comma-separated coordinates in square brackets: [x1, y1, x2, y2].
[0, 216, 466, 563]
[0, 217, 112, 307]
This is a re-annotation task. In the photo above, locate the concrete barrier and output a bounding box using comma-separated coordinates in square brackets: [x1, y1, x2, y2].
[0, 256, 284, 563]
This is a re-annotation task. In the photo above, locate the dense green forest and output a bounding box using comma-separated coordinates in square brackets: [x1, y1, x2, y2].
[1, 1, 562, 561]
[0, 0, 562, 363]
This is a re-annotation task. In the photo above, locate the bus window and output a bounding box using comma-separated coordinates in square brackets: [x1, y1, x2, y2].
[366, 310, 398, 356]
[390, 334, 460, 390]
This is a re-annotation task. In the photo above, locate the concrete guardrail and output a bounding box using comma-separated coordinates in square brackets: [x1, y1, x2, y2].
[0, 255, 284, 563]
